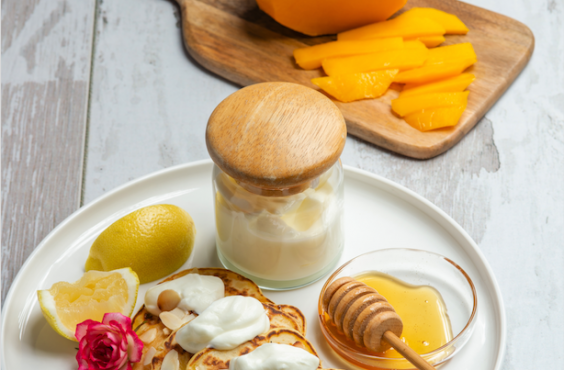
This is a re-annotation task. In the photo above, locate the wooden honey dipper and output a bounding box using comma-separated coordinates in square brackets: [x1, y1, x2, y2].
[322, 277, 437, 370]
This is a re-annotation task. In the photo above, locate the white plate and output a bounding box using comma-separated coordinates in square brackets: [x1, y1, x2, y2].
[1, 160, 506, 369]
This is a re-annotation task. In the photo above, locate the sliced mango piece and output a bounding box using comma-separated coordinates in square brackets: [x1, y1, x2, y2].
[400, 73, 475, 98]
[426, 42, 476, 64]
[394, 58, 476, 84]
[294, 37, 403, 70]
[311, 70, 398, 102]
[323, 48, 428, 76]
[397, 8, 469, 35]
[404, 105, 466, 131]
[403, 39, 428, 50]
[256, 0, 408, 36]
[391, 91, 469, 117]
[407, 35, 445, 48]
[338, 15, 445, 41]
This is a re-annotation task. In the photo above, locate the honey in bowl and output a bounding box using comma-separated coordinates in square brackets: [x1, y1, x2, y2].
[356, 271, 453, 358]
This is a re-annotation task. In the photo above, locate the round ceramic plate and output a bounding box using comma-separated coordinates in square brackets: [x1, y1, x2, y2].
[1, 160, 505, 369]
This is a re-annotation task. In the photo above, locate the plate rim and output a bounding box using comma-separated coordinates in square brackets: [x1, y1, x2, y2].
[1, 159, 506, 369]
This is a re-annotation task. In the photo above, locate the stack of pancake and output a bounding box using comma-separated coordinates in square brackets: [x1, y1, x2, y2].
[132, 268, 339, 370]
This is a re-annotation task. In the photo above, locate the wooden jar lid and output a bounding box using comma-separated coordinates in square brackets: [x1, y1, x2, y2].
[206, 82, 346, 190]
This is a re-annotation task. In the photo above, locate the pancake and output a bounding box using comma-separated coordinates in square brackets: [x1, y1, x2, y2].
[131, 268, 305, 369]
[187, 329, 323, 370]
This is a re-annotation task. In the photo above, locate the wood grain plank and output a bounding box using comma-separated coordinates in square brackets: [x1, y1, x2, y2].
[1, 0, 96, 303]
[175, 0, 534, 159]
[82, 0, 562, 368]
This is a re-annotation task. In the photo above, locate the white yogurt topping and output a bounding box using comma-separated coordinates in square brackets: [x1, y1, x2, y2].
[144, 274, 224, 315]
[228, 343, 320, 370]
[176, 296, 270, 353]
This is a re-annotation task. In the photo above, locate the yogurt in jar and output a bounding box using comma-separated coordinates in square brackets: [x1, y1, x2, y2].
[214, 163, 344, 285]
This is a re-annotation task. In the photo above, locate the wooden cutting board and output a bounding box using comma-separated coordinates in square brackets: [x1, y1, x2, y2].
[174, 0, 534, 159]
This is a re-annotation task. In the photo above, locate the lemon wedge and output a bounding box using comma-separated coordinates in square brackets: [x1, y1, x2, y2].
[37, 268, 139, 341]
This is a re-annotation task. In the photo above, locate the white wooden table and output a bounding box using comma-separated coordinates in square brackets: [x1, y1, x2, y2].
[2, 0, 563, 368]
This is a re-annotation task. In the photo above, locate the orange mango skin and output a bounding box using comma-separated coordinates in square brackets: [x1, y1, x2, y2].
[294, 37, 403, 70]
[407, 35, 445, 48]
[404, 105, 467, 131]
[398, 8, 469, 34]
[391, 91, 469, 117]
[400, 73, 475, 98]
[323, 48, 429, 76]
[311, 70, 398, 102]
[256, 0, 407, 36]
[394, 57, 476, 84]
[338, 16, 445, 41]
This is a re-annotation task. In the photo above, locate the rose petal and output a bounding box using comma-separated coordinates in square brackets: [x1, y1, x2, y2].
[76, 319, 99, 341]
[103, 313, 131, 329]
[126, 332, 144, 362]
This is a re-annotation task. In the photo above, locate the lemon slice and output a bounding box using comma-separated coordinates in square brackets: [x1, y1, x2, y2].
[37, 268, 139, 341]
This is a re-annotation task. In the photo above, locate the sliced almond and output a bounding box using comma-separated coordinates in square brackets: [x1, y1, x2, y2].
[143, 347, 157, 366]
[138, 328, 157, 344]
[160, 311, 183, 331]
[182, 313, 196, 325]
[170, 307, 187, 320]
[163, 327, 171, 336]
[162, 349, 179, 370]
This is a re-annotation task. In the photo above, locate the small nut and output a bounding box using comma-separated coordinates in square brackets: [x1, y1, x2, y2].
[162, 349, 179, 370]
[159, 311, 183, 331]
[158, 289, 181, 312]
[138, 328, 157, 344]
[143, 347, 157, 366]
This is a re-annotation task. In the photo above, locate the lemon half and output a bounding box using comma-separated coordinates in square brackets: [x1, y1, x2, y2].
[37, 268, 139, 341]
[85, 204, 196, 284]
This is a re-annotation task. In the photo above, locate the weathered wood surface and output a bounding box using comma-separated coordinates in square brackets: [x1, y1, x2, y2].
[1, 0, 562, 369]
[1, 0, 95, 303]
[174, 0, 534, 159]
[82, 0, 563, 368]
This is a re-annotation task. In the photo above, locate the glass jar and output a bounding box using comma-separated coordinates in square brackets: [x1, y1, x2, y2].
[206, 82, 347, 290]
[212, 161, 344, 290]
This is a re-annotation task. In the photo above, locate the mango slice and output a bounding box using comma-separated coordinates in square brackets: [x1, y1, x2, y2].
[256, 0, 408, 36]
[398, 8, 469, 35]
[403, 40, 428, 50]
[391, 91, 469, 117]
[404, 105, 467, 131]
[311, 70, 398, 102]
[407, 35, 445, 48]
[338, 16, 445, 41]
[294, 38, 403, 70]
[323, 48, 428, 76]
[426, 42, 476, 64]
[394, 57, 476, 84]
[400, 73, 475, 98]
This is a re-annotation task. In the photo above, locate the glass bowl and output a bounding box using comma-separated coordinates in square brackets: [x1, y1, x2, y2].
[318, 249, 477, 369]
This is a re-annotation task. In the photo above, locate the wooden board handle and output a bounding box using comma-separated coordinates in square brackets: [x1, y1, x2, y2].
[383, 331, 437, 370]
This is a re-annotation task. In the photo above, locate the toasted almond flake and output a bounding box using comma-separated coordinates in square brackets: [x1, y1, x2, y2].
[182, 313, 196, 325]
[162, 349, 179, 370]
[160, 311, 182, 331]
[138, 328, 157, 344]
[163, 327, 171, 335]
[143, 347, 157, 366]
[170, 307, 186, 320]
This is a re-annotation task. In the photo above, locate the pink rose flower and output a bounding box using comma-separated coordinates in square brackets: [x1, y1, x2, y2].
[75, 313, 143, 370]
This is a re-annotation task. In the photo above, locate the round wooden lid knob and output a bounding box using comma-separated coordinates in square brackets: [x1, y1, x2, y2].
[206, 82, 346, 190]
